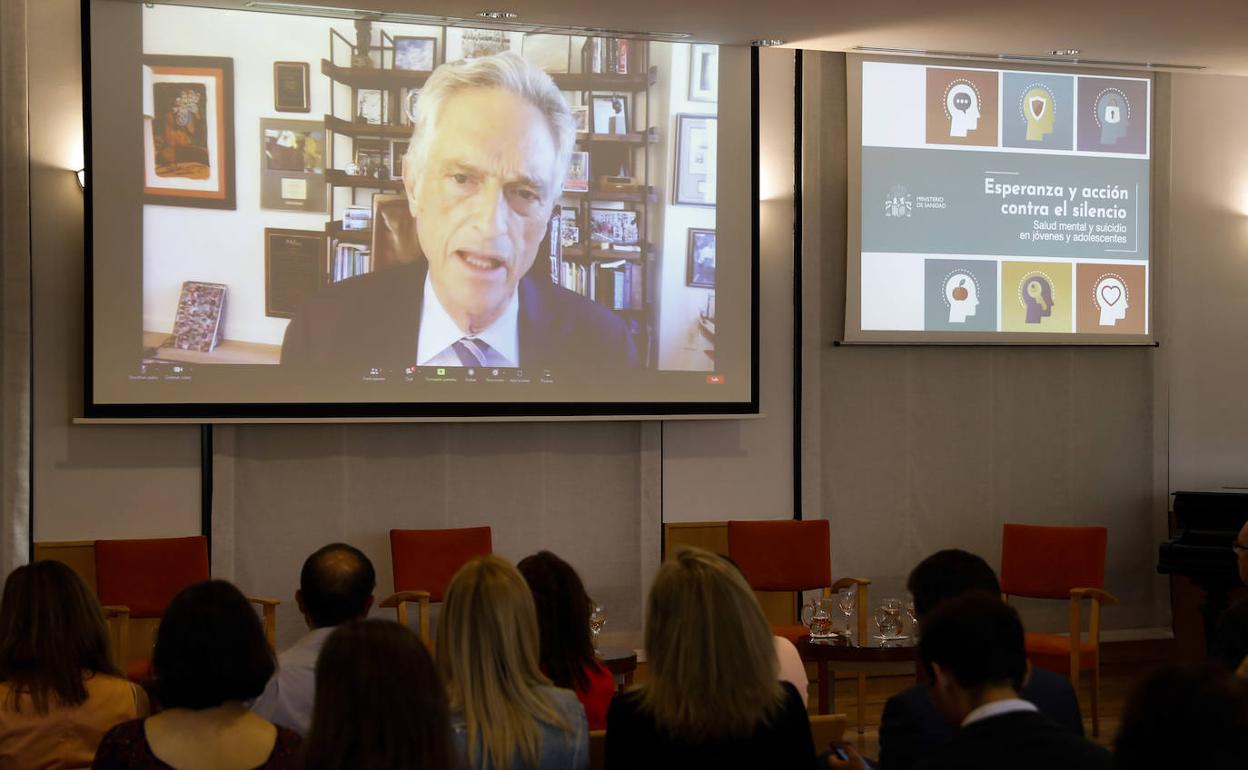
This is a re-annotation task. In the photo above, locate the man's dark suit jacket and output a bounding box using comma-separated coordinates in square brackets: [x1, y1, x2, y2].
[878, 668, 1083, 770]
[281, 261, 638, 373]
[913, 710, 1110, 770]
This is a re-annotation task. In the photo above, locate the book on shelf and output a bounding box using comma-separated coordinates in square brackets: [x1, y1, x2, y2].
[342, 205, 372, 230]
[581, 38, 631, 75]
[330, 242, 372, 283]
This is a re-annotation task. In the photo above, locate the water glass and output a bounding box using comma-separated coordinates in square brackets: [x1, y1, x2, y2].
[835, 588, 856, 635]
[589, 603, 606, 648]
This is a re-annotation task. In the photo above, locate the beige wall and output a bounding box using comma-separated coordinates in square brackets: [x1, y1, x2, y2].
[1167, 73, 1248, 492]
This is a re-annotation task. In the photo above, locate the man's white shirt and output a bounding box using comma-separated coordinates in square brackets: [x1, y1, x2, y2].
[250, 626, 334, 735]
[416, 274, 518, 367]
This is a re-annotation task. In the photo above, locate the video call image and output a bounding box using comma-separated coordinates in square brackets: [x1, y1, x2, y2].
[851, 59, 1152, 343]
[88, 1, 751, 409]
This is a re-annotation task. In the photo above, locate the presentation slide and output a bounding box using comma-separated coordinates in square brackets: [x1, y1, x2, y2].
[86, 1, 754, 416]
[846, 57, 1152, 344]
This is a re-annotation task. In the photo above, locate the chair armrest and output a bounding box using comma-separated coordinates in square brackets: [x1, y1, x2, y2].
[101, 605, 131, 620]
[379, 590, 431, 608]
[1071, 587, 1119, 605]
[245, 597, 280, 650]
[829, 577, 871, 592]
[245, 596, 281, 608]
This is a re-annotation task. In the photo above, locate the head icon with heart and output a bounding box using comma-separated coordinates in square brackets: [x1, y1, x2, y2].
[1094, 274, 1129, 326]
[1021, 85, 1056, 142]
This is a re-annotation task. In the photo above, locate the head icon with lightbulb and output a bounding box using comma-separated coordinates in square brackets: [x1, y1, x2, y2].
[944, 271, 980, 323]
[1022, 85, 1056, 142]
[1020, 273, 1055, 324]
[1096, 89, 1129, 145]
[1093, 274, 1129, 326]
[946, 81, 981, 138]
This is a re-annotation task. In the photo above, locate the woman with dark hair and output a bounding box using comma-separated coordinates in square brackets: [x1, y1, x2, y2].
[516, 551, 615, 730]
[0, 561, 148, 769]
[303, 620, 457, 770]
[92, 580, 300, 769]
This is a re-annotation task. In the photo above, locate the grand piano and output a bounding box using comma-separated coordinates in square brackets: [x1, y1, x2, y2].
[1158, 490, 1248, 649]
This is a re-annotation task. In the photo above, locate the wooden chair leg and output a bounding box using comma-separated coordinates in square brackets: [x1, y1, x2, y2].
[856, 673, 867, 734]
[1090, 662, 1101, 737]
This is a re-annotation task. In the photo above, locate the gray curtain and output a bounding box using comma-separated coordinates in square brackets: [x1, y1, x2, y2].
[0, 0, 32, 578]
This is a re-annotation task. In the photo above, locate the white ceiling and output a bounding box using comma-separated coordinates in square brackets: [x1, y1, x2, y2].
[153, 0, 1248, 75]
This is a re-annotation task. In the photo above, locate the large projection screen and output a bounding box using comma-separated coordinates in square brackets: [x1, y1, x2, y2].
[846, 55, 1153, 345]
[85, 0, 756, 419]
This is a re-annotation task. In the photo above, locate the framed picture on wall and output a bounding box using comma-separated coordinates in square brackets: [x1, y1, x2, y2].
[259, 118, 326, 212]
[264, 228, 325, 319]
[389, 140, 409, 180]
[273, 61, 310, 112]
[686, 228, 716, 287]
[674, 113, 717, 206]
[142, 55, 236, 209]
[688, 44, 719, 103]
[571, 105, 589, 135]
[393, 36, 437, 71]
[355, 88, 387, 124]
[589, 207, 640, 247]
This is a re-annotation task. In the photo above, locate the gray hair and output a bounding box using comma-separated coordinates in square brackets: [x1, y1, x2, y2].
[405, 51, 575, 200]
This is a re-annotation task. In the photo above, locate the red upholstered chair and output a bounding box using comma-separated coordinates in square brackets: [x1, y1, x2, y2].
[1000, 523, 1118, 736]
[382, 527, 493, 644]
[94, 536, 279, 681]
[726, 520, 871, 728]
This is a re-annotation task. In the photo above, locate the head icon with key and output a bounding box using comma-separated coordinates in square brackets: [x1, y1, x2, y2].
[1020, 272, 1055, 325]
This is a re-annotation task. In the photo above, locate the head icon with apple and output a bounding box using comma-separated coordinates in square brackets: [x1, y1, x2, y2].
[944, 271, 979, 323]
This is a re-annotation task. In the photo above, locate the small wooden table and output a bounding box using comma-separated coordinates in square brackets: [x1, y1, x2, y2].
[796, 634, 918, 731]
[598, 647, 638, 690]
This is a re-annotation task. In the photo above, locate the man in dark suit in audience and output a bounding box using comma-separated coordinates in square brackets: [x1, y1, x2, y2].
[251, 543, 375, 734]
[910, 594, 1110, 770]
[1210, 520, 1248, 673]
[875, 550, 1084, 770]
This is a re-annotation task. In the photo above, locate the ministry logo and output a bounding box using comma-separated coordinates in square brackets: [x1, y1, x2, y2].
[884, 185, 912, 218]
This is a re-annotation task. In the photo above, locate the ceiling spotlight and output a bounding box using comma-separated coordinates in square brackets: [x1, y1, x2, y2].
[750, 39, 786, 47]
[1050, 48, 1080, 56]
[477, 10, 517, 19]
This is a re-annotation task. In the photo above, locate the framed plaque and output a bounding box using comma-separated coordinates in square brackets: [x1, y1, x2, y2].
[273, 61, 310, 113]
[264, 228, 325, 318]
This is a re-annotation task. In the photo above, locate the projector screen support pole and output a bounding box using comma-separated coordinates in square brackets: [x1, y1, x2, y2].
[200, 424, 213, 559]
[790, 48, 803, 523]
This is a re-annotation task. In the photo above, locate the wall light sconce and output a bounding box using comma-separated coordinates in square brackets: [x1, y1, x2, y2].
[76, 168, 86, 190]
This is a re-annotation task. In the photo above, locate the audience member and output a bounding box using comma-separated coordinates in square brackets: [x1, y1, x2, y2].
[1210, 520, 1248, 672]
[722, 556, 809, 706]
[251, 542, 375, 734]
[0, 561, 148, 770]
[1113, 663, 1248, 770]
[303, 619, 456, 770]
[92, 580, 300, 770]
[438, 555, 588, 770]
[605, 547, 816, 769]
[876, 549, 1083, 770]
[517, 551, 615, 730]
[909, 594, 1109, 770]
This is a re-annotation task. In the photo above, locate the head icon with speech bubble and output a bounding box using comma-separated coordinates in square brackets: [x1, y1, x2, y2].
[1022, 85, 1056, 142]
[1093, 274, 1129, 326]
[945, 80, 981, 138]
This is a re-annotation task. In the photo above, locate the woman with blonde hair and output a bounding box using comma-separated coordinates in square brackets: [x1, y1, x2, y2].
[605, 547, 816, 768]
[438, 555, 587, 770]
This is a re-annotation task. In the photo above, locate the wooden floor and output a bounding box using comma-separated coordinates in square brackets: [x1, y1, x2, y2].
[816, 660, 1165, 759]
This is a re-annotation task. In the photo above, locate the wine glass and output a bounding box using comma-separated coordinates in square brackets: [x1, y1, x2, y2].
[874, 599, 904, 642]
[835, 588, 856, 636]
[589, 603, 606, 649]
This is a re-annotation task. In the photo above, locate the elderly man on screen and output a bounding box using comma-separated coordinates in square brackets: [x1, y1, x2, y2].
[281, 53, 638, 373]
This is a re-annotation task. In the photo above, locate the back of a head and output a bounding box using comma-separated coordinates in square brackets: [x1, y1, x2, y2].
[299, 543, 376, 628]
[152, 580, 275, 710]
[1115, 664, 1248, 770]
[907, 549, 1001, 620]
[0, 561, 118, 713]
[437, 554, 565, 770]
[919, 592, 1026, 695]
[516, 550, 596, 692]
[643, 547, 782, 741]
[304, 620, 453, 770]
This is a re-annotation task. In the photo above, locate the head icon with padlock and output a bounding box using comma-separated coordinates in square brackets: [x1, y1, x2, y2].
[1096, 89, 1129, 145]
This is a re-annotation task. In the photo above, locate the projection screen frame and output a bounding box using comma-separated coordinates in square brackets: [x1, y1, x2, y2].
[81, 1, 760, 421]
[844, 53, 1157, 346]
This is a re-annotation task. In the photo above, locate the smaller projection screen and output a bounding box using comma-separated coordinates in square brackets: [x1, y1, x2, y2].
[85, 1, 756, 419]
[846, 55, 1153, 344]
